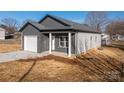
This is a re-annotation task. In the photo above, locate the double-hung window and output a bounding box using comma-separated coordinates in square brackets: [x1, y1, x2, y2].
[59, 36, 68, 48]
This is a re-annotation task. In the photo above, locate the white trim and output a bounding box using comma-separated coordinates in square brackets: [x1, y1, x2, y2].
[49, 33, 52, 54]
[58, 36, 68, 48]
[68, 32, 71, 57]
[52, 35, 55, 50]
[41, 32, 76, 34]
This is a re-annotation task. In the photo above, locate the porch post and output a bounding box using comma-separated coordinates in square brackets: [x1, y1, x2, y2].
[21, 32, 24, 50]
[49, 33, 52, 54]
[68, 32, 71, 57]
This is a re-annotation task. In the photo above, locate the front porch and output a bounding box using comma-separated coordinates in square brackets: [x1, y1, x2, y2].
[40, 32, 75, 57]
[49, 32, 72, 57]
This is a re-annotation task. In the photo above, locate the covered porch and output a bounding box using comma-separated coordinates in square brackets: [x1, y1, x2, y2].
[40, 32, 75, 57]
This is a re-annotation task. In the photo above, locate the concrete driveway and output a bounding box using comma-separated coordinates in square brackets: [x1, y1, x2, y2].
[0, 51, 43, 63]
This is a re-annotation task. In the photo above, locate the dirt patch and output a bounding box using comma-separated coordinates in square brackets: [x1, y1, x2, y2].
[0, 47, 123, 82]
[0, 61, 33, 82]
[20, 55, 85, 82]
[0, 44, 21, 53]
[76, 47, 124, 81]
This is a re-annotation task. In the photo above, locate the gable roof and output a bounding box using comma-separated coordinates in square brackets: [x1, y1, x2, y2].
[31, 21, 72, 30]
[39, 14, 70, 26]
[20, 14, 100, 33]
[19, 21, 72, 32]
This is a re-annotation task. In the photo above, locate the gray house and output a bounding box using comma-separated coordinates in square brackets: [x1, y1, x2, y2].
[20, 15, 101, 57]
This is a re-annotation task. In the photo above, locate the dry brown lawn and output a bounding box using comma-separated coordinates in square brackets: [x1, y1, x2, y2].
[0, 39, 21, 53]
[0, 40, 123, 82]
[0, 44, 21, 53]
[0, 61, 34, 82]
[21, 57, 85, 82]
[0, 46, 123, 82]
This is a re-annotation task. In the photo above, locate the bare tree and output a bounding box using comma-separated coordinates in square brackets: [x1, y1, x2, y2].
[106, 19, 124, 39]
[85, 12, 109, 32]
[1, 18, 19, 34]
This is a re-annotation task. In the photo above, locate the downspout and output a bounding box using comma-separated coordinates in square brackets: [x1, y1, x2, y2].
[75, 31, 78, 55]
[21, 32, 24, 50]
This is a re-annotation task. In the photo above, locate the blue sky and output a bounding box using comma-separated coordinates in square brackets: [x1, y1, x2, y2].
[0, 11, 124, 25]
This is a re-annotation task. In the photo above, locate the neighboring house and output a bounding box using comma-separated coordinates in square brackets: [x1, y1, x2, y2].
[0, 27, 14, 40]
[112, 34, 124, 41]
[101, 33, 111, 45]
[20, 15, 101, 57]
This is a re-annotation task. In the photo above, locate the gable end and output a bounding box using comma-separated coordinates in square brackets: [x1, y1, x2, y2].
[19, 22, 40, 32]
[39, 15, 70, 26]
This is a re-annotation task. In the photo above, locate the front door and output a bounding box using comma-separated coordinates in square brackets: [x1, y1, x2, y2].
[52, 35, 55, 50]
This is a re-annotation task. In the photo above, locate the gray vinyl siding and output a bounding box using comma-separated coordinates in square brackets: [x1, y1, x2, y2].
[38, 33, 75, 54]
[22, 24, 76, 54]
[22, 24, 40, 52]
[54, 33, 68, 53]
[53, 33, 75, 54]
[71, 33, 75, 54]
[22, 25, 40, 35]
[39, 33, 49, 52]
[40, 17, 66, 28]
[21, 24, 49, 53]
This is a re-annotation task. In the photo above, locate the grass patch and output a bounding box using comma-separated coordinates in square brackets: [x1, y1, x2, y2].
[0, 39, 21, 53]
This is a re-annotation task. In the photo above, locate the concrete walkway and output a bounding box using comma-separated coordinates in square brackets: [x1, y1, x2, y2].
[0, 51, 45, 63]
[0, 51, 74, 63]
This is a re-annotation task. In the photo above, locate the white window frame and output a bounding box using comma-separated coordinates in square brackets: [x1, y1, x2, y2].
[59, 36, 68, 48]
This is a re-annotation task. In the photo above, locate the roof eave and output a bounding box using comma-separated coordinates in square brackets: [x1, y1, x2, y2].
[39, 28, 74, 32]
[19, 22, 41, 32]
[73, 28, 101, 34]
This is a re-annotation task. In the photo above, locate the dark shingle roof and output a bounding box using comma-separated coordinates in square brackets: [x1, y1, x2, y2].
[29, 21, 72, 30]
[20, 14, 100, 33]
[48, 15, 95, 32]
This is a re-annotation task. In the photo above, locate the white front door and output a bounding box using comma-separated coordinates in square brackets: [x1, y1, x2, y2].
[52, 36, 55, 50]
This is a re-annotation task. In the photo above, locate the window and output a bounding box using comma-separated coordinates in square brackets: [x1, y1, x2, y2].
[59, 36, 68, 48]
